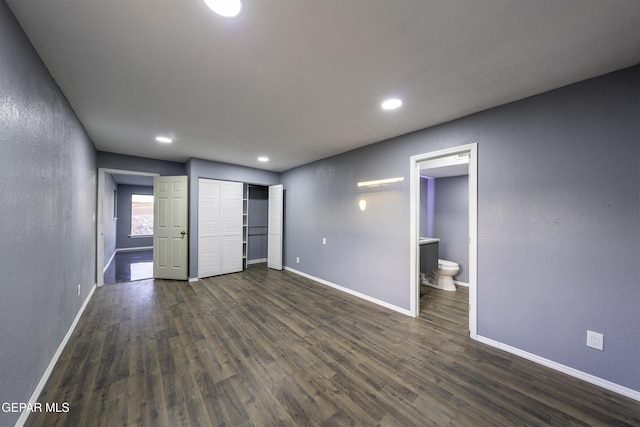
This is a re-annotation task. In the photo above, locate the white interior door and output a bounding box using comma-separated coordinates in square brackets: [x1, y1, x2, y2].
[198, 179, 243, 278]
[267, 184, 283, 270]
[153, 175, 189, 280]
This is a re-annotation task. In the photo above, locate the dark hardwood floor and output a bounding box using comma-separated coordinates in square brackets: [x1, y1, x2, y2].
[26, 265, 639, 426]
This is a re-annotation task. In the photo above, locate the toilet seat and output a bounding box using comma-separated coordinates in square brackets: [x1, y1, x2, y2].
[438, 259, 458, 270]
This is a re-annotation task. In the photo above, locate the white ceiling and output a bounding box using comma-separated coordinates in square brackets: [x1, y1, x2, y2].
[420, 155, 469, 179]
[111, 173, 154, 187]
[7, 0, 640, 172]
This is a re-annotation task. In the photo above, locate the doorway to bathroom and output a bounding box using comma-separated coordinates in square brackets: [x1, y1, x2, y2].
[409, 143, 477, 339]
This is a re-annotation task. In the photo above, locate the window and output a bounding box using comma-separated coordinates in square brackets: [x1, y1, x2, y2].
[130, 194, 154, 236]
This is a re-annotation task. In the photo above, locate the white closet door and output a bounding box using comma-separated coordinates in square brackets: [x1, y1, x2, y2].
[198, 179, 243, 278]
[198, 179, 222, 278]
[220, 181, 243, 273]
[267, 184, 283, 270]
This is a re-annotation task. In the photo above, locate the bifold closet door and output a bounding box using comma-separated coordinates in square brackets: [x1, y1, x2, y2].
[198, 179, 243, 278]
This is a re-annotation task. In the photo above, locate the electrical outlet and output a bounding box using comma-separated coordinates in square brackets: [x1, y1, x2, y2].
[77, 284, 81, 296]
[587, 330, 603, 351]
[322, 238, 327, 245]
[296, 257, 300, 264]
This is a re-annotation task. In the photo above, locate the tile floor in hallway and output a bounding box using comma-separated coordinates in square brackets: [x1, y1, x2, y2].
[104, 249, 153, 284]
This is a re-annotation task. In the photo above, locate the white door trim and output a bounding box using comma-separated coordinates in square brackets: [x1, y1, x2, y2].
[409, 143, 478, 339]
[96, 168, 158, 287]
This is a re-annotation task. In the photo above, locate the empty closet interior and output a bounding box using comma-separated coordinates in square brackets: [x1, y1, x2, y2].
[246, 185, 269, 265]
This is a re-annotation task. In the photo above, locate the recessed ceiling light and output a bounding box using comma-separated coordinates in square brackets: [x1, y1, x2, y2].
[258, 156, 269, 162]
[203, 0, 242, 17]
[381, 98, 403, 111]
[155, 136, 173, 143]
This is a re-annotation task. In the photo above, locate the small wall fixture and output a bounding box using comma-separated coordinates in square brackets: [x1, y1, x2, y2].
[357, 177, 404, 187]
[358, 199, 367, 211]
[258, 156, 269, 162]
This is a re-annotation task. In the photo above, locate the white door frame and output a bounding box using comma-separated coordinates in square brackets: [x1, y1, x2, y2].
[409, 143, 478, 339]
[96, 168, 159, 287]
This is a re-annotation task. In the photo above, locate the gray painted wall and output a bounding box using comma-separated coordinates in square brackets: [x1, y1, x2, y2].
[103, 174, 118, 265]
[247, 185, 268, 261]
[419, 177, 434, 238]
[433, 175, 469, 283]
[282, 143, 411, 309]
[282, 65, 640, 392]
[97, 151, 186, 176]
[0, 2, 97, 425]
[186, 158, 280, 278]
[116, 184, 154, 249]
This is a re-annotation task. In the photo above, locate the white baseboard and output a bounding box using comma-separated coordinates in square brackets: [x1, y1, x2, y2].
[247, 258, 267, 265]
[476, 335, 640, 402]
[188, 277, 199, 283]
[116, 246, 153, 253]
[16, 283, 97, 427]
[454, 280, 469, 287]
[103, 250, 117, 273]
[284, 267, 411, 316]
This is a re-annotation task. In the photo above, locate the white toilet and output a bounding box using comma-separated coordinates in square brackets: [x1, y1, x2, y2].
[428, 259, 459, 291]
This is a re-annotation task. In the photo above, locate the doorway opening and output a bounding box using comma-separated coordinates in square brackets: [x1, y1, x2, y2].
[409, 143, 477, 339]
[246, 184, 269, 266]
[96, 168, 158, 286]
[243, 183, 284, 271]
